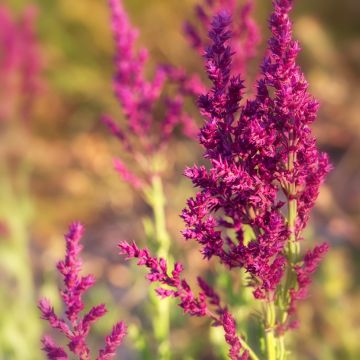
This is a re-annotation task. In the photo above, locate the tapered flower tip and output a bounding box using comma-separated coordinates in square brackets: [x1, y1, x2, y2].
[38, 298, 52, 315]
[274, 0, 293, 10]
[97, 321, 127, 360]
[118, 241, 140, 258]
[65, 221, 84, 241]
[107, 321, 127, 347]
[211, 10, 232, 28]
[41, 336, 68, 360]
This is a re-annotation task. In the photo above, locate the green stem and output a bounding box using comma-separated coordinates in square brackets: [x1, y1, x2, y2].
[277, 148, 300, 359]
[149, 174, 171, 360]
[287, 197, 298, 261]
[265, 301, 277, 360]
[151, 175, 171, 256]
[278, 335, 286, 360]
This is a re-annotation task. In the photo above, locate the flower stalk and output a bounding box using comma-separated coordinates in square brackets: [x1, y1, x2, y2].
[147, 174, 171, 359]
[265, 301, 277, 360]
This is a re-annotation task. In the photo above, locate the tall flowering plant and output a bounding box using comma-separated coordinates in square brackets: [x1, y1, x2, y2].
[120, 0, 331, 359]
[103, 0, 259, 358]
[103, 0, 202, 357]
[39, 222, 126, 360]
[38, 0, 331, 359]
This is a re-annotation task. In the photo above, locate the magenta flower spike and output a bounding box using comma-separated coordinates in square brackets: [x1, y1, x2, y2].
[104, 0, 206, 191]
[119, 241, 253, 360]
[184, 0, 260, 77]
[184, 0, 331, 308]
[106, 0, 202, 149]
[39, 222, 126, 360]
[182, 1, 331, 355]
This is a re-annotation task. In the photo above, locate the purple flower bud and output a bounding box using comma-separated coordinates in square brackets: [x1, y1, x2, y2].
[222, 311, 248, 360]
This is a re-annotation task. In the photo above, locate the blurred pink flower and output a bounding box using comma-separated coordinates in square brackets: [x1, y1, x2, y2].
[0, 5, 42, 121]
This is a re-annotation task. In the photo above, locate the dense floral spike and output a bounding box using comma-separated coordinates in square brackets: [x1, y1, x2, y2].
[0, 5, 42, 121]
[183, 0, 330, 313]
[183, 12, 288, 299]
[251, 0, 331, 316]
[41, 336, 69, 360]
[119, 241, 249, 359]
[184, 0, 260, 77]
[257, 0, 331, 231]
[39, 222, 126, 360]
[106, 0, 201, 158]
[98, 322, 127, 360]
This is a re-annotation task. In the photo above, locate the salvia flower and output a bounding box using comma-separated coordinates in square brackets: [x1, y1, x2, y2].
[39, 222, 126, 360]
[182, 11, 288, 299]
[184, 0, 260, 78]
[104, 0, 204, 190]
[183, 0, 331, 327]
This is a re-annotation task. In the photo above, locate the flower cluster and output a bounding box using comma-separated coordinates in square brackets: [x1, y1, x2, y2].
[182, 11, 289, 300]
[119, 241, 249, 360]
[37, 0, 332, 359]
[39, 222, 126, 360]
[182, 0, 331, 310]
[104, 0, 204, 190]
[0, 5, 42, 121]
[184, 0, 260, 77]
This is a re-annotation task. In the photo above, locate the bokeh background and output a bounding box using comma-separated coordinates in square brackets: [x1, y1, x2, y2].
[0, 0, 359, 359]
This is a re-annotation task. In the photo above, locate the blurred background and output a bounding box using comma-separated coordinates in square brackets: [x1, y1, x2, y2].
[0, 0, 359, 359]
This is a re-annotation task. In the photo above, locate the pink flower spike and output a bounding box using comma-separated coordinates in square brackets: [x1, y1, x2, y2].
[39, 222, 126, 360]
[41, 336, 68, 360]
[97, 322, 127, 360]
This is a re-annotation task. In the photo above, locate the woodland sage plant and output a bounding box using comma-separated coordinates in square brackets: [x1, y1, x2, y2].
[40, 0, 330, 359]
[120, 0, 331, 359]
